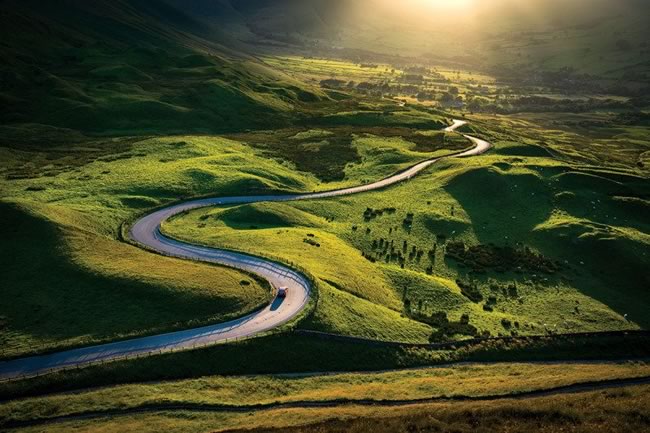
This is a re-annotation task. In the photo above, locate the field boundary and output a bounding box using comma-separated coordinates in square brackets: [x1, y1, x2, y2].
[293, 329, 650, 349]
[2, 330, 645, 385]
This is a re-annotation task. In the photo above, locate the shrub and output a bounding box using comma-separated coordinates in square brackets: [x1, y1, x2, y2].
[446, 242, 559, 274]
[456, 279, 484, 303]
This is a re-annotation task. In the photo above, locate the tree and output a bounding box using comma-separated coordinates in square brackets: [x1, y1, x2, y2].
[441, 92, 454, 103]
[468, 99, 483, 113]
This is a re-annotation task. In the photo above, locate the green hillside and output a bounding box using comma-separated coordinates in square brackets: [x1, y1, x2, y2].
[0, 0, 325, 135]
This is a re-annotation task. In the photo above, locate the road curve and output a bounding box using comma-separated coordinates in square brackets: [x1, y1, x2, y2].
[0, 121, 490, 380]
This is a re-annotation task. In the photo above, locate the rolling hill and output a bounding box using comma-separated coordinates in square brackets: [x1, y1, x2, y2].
[3, 0, 645, 139]
[0, 0, 325, 136]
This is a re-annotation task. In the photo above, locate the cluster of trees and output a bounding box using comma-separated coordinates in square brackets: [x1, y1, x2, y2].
[494, 63, 650, 98]
[617, 111, 650, 126]
[466, 95, 630, 114]
[319, 79, 392, 98]
[490, 65, 604, 94]
[400, 74, 424, 84]
[363, 207, 397, 222]
[456, 279, 483, 303]
[446, 241, 559, 274]
[405, 309, 480, 341]
[362, 236, 427, 268]
[319, 68, 458, 103]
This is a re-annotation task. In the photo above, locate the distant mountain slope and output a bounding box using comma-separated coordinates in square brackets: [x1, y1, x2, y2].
[165, 0, 351, 45]
[162, 0, 250, 36]
[469, 0, 650, 78]
[169, 0, 649, 80]
[0, 0, 324, 135]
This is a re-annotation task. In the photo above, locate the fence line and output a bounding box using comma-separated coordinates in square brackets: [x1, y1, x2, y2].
[0, 329, 279, 384]
[293, 329, 650, 350]
[2, 329, 648, 384]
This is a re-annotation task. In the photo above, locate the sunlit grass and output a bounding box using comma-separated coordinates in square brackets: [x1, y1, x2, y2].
[3, 361, 649, 432]
[164, 123, 648, 341]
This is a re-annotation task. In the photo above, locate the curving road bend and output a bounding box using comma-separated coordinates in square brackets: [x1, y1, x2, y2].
[0, 120, 491, 381]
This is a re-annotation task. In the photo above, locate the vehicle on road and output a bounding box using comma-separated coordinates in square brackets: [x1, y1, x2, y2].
[277, 287, 289, 298]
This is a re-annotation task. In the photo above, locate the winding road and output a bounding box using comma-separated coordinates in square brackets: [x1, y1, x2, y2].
[0, 120, 491, 381]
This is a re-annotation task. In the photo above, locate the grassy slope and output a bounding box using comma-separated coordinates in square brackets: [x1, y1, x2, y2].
[164, 118, 650, 341]
[473, 2, 650, 78]
[232, 385, 650, 433]
[0, 13, 459, 353]
[0, 0, 325, 135]
[10, 384, 647, 433]
[3, 60, 646, 352]
[160, 128, 478, 343]
[0, 134, 323, 358]
[0, 107, 463, 355]
[3, 331, 650, 402]
[2, 361, 649, 428]
[0, 201, 271, 358]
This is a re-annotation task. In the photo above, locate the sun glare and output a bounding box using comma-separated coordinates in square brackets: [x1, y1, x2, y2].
[418, 0, 476, 9]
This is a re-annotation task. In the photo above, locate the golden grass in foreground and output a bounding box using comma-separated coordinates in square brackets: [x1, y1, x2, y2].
[8, 383, 650, 433]
[242, 384, 650, 433]
[2, 361, 648, 429]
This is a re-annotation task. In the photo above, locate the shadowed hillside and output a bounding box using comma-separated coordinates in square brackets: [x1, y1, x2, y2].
[0, 0, 325, 135]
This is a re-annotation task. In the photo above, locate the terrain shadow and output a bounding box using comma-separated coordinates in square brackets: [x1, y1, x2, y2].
[0, 202, 259, 352]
